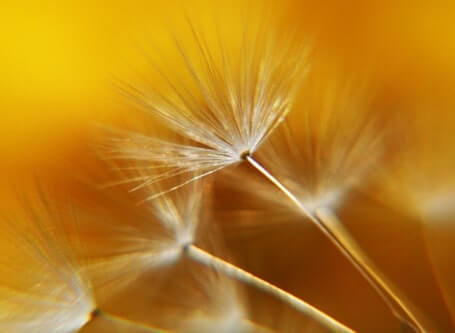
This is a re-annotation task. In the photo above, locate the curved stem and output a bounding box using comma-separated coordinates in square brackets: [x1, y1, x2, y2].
[184, 244, 354, 333]
[245, 155, 432, 333]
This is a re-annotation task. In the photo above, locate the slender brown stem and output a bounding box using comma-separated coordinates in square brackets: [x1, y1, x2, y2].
[245, 155, 432, 333]
[184, 244, 354, 332]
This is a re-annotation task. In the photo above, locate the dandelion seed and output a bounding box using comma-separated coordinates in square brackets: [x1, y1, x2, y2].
[371, 108, 455, 330]
[0, 196, 96, 333]
[232, 75, 384, 216]
[87, 177, 204, 295]
[250, 122, 437, 331]
[214, 74, 434, 332]
[89, 168, 353, 331]
[0, 192, 165, 333]
[104, 17, 310, 197]
[235, 97, 433, 332]
[87, 178, 263, 331]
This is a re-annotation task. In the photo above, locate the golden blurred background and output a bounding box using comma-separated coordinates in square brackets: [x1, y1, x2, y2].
[2, 0, 455, 174]
[1, 1, 455, 332]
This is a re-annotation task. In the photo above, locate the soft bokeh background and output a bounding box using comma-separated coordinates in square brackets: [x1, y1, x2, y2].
[2, 1, 455, 332]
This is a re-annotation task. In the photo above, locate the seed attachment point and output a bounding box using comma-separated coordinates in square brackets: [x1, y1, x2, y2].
[90, 308, 102, 320]
[240, 150, 251, 160]
[182, 242, 192, 253]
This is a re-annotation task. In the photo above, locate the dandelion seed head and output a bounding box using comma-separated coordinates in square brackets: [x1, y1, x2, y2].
[0, 279, 95, 333]
[0, 197, 96, 333]
[148, 178, 204, 250]
[105, 15, 310, 195]
[87, 176, 206, 293]
[225, 101, 384, 223]
[241, 73, 386, 217]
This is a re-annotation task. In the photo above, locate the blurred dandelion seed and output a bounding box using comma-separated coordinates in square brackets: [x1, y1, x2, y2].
[0, 192, 166, 333]
[371, 109, 455, 330]
[209, 74, 434, 332]
[90, 175, 353, 331]
[0, 196, 96, 333]
[241, 127, 432, 332]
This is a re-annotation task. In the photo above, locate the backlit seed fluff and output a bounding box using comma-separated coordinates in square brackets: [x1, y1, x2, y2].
[0, 198, 95, 333]
[87, 177, 205, 292]
[106, 20, 310, 197]
[223, 77, 385, 218]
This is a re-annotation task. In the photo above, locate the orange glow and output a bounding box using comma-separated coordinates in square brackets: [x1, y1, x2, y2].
[1, 1, 455, 332]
